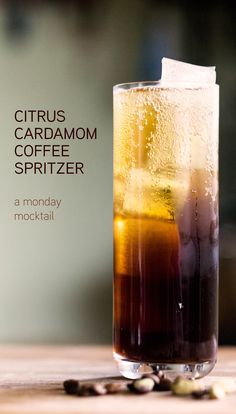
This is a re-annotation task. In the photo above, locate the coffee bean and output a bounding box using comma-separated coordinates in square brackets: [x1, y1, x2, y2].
[63, 379, 79, 395]
[128, 378, 155, 394]
[91, 384, 107, 396]
[77, 384, 92, 396]
[155, 378, 172, 391]
[105, 382, 127, 394]
[192, 389, 209, 399]
[142, 374, 160, 385]
[172, 377, 204, 396]
[78, 383, 107, 396]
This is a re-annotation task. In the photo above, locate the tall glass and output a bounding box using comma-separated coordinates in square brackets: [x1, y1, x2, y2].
[113, 81, 219, 379]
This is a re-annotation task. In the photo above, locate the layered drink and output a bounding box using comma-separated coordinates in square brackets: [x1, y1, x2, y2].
[113, 59, 219, 379]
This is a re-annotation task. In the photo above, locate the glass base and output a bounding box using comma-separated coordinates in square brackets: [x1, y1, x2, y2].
[114, 352, 216, 380]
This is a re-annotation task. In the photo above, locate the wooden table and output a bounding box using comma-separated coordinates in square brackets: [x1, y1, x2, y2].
[0, 346, 235, 414]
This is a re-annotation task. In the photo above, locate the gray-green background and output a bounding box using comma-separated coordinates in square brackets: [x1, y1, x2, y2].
[0, 0, 235, 344]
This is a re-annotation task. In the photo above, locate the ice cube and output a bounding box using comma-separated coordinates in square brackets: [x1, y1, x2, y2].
[123, 168, 189, 220]
[161, 58, 216, 85]
[160, 58, 219, 171]
[123, 168, 173, 219]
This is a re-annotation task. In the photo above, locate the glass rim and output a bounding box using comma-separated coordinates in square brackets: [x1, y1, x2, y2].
[113, 80, 218, 91]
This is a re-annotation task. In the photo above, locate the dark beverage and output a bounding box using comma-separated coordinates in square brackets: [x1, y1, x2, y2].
[114, 200, 218, 366]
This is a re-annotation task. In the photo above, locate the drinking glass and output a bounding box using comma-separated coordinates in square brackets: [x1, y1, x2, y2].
[113, 80, 219, 379]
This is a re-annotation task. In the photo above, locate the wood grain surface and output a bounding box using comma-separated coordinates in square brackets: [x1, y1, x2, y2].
[0, 346, 235, 414]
